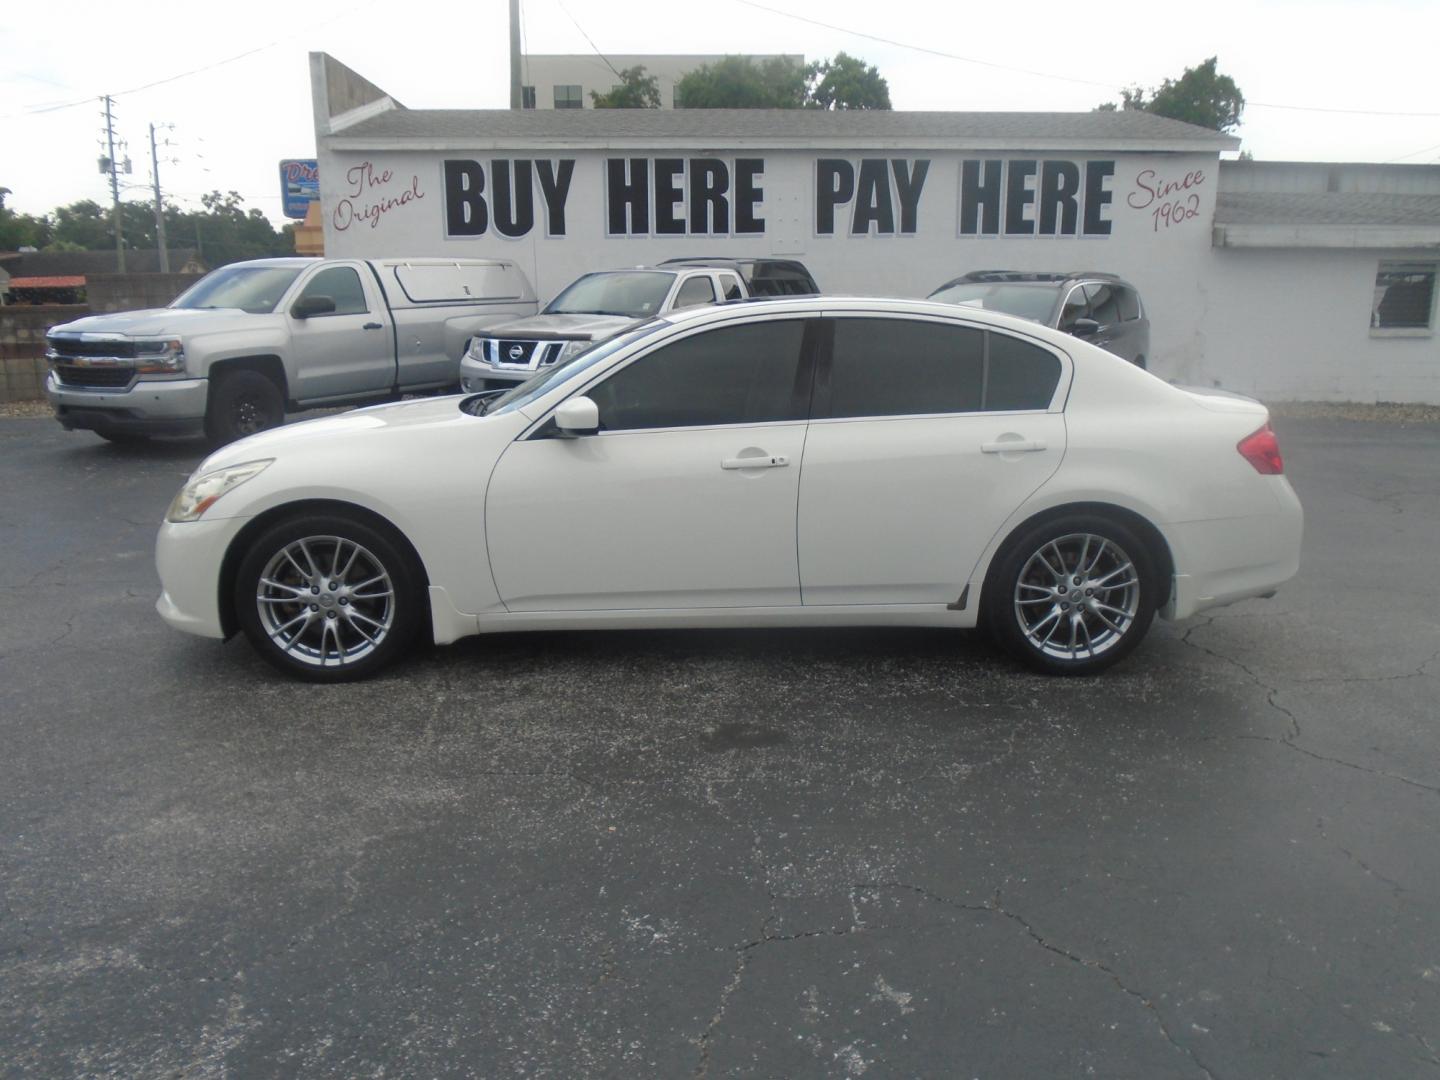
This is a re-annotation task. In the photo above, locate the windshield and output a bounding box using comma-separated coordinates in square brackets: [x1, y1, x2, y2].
[483, 320, 668, 416]
[171, 265, 304, 314]
[544, 271, 675, 318]
[927, 283, 1060, 323]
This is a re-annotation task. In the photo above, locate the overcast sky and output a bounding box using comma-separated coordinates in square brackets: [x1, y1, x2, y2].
[3, 0, 1437, 229]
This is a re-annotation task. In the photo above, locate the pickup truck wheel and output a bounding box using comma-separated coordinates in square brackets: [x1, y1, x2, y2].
[206, 369, 284, 444]
[234, 513, 424, 682]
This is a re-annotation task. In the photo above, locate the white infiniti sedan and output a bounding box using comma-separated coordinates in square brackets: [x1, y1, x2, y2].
[156, 297, 1302, 681]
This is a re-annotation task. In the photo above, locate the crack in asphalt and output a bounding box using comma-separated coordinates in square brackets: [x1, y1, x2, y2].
[1314, 817, 1407, 903]
[1179, 619, 1439, 795]
[862, 881, 1218, 1080]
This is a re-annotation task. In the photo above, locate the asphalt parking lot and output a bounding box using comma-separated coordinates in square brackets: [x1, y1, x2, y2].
[2, 412, 1437, 1078]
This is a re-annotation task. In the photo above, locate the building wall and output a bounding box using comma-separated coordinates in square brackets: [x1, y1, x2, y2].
[1199, 247, 1439, 403]
[518, 55, 803, 109]
[318, 145, 1219, 380]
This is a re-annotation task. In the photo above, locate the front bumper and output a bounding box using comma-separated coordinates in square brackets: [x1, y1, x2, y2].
[47, 373, 209, 436]
[155, 516, 249, 639]
[458, 356, 537, 390]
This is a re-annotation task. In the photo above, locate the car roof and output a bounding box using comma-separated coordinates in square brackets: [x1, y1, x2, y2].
[942, 270, 1130, 286]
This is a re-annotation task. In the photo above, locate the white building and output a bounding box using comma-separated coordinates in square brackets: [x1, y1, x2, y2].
[310, 53, 1440, 404]
[518, 54, 804, 110]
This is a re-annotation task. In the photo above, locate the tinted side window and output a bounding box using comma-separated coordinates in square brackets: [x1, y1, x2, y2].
[1058, 286, 1089, 330]
[299, 266, 368, 316]
[985, 333, 1062, 411]
[1085, 283, 1120, 326]
[1115, 286, 1141, 322]
[588, 320, 808, 430]
[823, 318, 984, 418]
[718, 273, 744, 301]
[673, 276, 716, 309]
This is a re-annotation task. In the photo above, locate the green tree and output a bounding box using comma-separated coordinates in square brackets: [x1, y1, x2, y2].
[0, 187, 52, 250]
[590, 65, 661, 109]
[42, 191, 292, 266]
[675, 55, 809, 108]
[1098, 57, 1244, 133]
[806, 52, 891, 110]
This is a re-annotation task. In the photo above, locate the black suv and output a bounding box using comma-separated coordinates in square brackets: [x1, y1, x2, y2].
[658, 257, 819, 299]
[928, 271, 1150, 368]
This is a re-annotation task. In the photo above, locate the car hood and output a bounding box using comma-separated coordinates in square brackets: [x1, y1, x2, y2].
[48, 307, 269, 337]
[199, 396, 479, 472]
[478, 312, 637, 340]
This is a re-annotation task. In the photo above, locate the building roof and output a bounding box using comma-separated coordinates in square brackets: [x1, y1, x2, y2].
[330, 106, 1238, 152]
[1216, 192, 1440, 227]
[0, 249, 203, 276]
[8, 276, 86, 289]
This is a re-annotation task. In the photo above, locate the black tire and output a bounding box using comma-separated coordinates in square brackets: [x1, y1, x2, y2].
[96, 430, 151, 444]
[206, 369, 284, 444]
[982, 513, 1159, 676]
[234, 512, 426, 682]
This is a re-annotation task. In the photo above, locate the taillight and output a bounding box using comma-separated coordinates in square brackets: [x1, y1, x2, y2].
[1237, 423, 1284, 475]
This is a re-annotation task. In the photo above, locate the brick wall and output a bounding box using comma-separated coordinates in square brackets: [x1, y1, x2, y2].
[87, 273, 202, 313]
[0, 305, 86, 402]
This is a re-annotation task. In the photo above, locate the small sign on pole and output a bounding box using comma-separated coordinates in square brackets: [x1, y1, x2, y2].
[280, 159, 320, 219]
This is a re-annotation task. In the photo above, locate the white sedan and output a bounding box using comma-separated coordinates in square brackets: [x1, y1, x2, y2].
[156, 297, 1302, 681]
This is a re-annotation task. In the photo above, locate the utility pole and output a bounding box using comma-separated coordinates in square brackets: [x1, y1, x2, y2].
[102, 95, 126, 272]
[509, 0, 522, 109]
[149, 123, 169, 273]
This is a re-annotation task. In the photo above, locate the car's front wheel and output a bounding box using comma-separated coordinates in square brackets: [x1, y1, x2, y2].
[234, 513, 425, 681]
[983, 514, 1159, 675]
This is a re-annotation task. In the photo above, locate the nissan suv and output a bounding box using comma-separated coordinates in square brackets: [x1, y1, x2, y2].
[928, 271, 1150, 368]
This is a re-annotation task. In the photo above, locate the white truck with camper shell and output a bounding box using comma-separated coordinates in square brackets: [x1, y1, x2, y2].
[45, 256, 537, 444]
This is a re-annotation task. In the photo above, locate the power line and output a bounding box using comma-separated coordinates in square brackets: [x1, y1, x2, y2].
[554, 0, 623, 81]
[733, 0, 1440, 117]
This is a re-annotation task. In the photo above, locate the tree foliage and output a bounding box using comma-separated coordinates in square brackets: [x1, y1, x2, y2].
[1, 189, 293, 266]
[807, 53, 892, 110]
[1098, 57, 1244, 133]
[590, 65, 661, 109]
[674, 53, 893, 110]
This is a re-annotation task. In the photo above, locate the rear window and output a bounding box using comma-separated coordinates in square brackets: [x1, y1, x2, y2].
[1115, 286, 1141, 322]
[391, 262, 523, 303]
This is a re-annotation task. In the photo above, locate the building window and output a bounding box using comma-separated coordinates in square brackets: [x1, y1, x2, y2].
[1371, 262, 1437, 335]
[554, 84, 583, 109]
[521, 85, 536, 109]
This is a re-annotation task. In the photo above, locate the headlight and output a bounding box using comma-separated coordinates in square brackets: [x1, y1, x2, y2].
[133, 338, 186, 375]
[466, 337, 489, 362]
[555, 339, 591, 364]
[165, 459, 272, 522]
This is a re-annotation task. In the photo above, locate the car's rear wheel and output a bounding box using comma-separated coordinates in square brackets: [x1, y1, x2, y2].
[234, 513, 425, 682]
[984, 514, 1158, 675]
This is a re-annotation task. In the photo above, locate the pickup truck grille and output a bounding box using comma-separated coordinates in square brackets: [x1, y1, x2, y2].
[487, 339, 563, 369]
[53, 364, 134, 389]
[48, 339, 137, 359]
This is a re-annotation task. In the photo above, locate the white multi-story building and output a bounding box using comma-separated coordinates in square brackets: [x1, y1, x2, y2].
[516, 54, 804, 110]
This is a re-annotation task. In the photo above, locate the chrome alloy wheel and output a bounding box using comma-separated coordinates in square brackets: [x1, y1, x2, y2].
[255, 535, 395, 668]
[1012, 532, 1141, 661]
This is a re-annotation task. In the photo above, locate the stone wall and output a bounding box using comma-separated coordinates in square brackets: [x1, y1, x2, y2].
[86, 273, 202, 313]
[0, 305, 86, 402]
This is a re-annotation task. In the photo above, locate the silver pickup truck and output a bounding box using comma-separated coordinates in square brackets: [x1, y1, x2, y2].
[46, 256, 537, 443]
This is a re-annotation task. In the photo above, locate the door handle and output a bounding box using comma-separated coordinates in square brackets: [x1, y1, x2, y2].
[721, 454, 790, 470]
[981, 439, 1047, 454]
[362, 321, 383, 330]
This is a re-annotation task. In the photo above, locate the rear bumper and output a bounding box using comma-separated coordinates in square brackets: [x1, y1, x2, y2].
[1161, 477, 1304, 620]
[47, 373, 208, 436]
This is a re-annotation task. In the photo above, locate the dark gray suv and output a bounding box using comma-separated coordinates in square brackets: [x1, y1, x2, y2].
[928, 271, 1150, 369]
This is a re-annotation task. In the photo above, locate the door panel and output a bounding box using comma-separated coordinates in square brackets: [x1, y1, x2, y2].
[288, 264, 394, 401]
[486, 425, 806, 610]
[798, 414, 1067, 605]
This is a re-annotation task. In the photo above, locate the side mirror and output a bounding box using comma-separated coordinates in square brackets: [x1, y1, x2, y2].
[1069, 317, 1101, 337]
[292, 295, 336, 319]
[554, 395, 599, 437]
